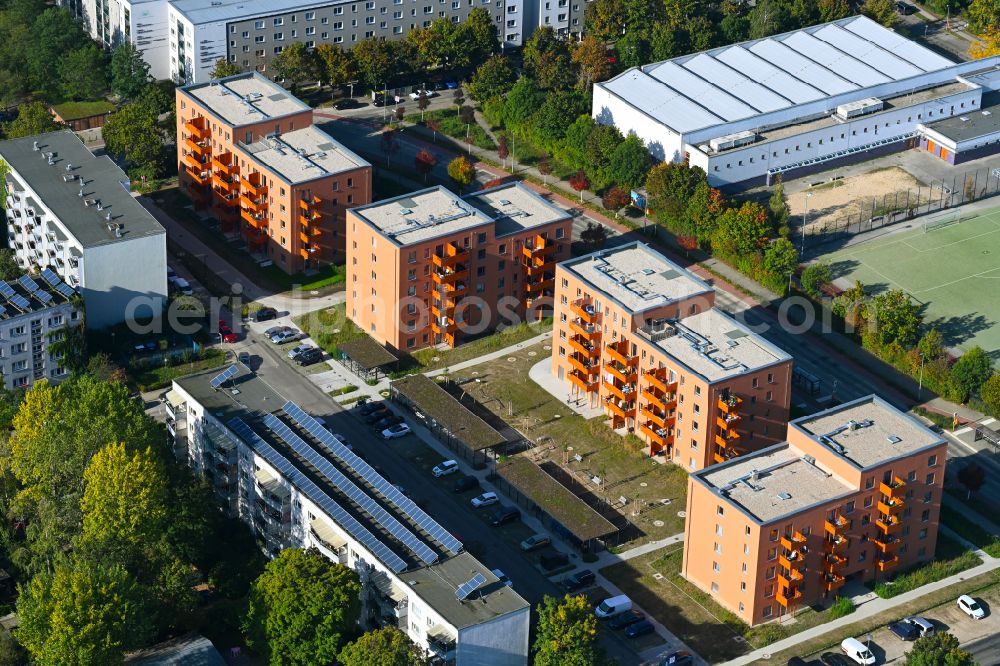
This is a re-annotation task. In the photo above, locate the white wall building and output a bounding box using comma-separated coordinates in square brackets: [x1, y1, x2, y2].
[0, 131, 168, 329]
[0, 273, 81, 390]
[592, 16, 1000, 188]
[168, 364, 531, 665]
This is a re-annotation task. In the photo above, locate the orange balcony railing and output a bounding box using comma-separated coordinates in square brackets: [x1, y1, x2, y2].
[822, 573, 846, 592]
[776, 586, 802, 607]
[873, 536, 899, 554]
[717, 412, 741, 431]
[523, 234, 556, 260]
[780, 532, 808, 552]
[603, 381, 631, 402]
[778, 569, 804, 589]
[569, 336, 599, 358]
[876, 555, 899, 572]
[183, 153, 208, 171]
[569, 370, 599, 393]
[878, 497, 905, 516]
[432, 265, 469, 286]
[605, 399, 635, 420]
[825, 515, 848, 537]
[215, 192, 240, 208]
[187, 167, 210, 186]
[605, 342, 638, 367]
[211, 172, 238, 193]
[211, 153, 238, 175]
[606, 363, 637, 385]
[240, 176, 267, 198]
[640, 405, 668, 429]
[569, 354, 599, 375]
[525, 276, 555, 295]
[571, 299, 600, 324]
[824, 553, 847, 572]
[299, 195, 322, 211]
[184, 137, 210, 155]
[240, 209, 266, 228]
[715, 430, 741, 449]
[718, 394, 743, 414]
[432, 242, 468, 268]
[240, 195, 267, 214]
[639, 422, 671, 447]
[184, 119, 209, 140]
[779, 551, 806, 573]
[569, 319, 601, 341]
[431, 318, 458, 335]
[876, 515, 902, 534]
[643, 369, 674, 393]
[880, 477, 907, 500]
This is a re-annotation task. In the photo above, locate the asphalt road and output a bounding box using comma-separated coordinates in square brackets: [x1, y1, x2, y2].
[966, 632, 1000, 666]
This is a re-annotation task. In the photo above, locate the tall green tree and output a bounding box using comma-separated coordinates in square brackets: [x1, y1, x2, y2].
[459, 7, 500, 62]
[818, 0, 852, 21]
[58, 44, 108, 102]
[983, 373, 1000, 417]
[710, 201, 773, 259]
[860, 0, 898, 27]
[272, 42, 319, 92]
[0, 249, 20, 281]
[110, 42, 150, 100]
[338, 627, 427, 666]
[769, 179, 790, 232]
[3, 101, 59, 139]
[763, 238, 799, 280]
[16, 559, 151, 666]
[616, 31, 650, 68]
[646, 162, 708, 232]
[903, 632, 976, 666]
[585, 0, 627, 40]
[447, 156, 475, 192]
[863, 289, 921, 347]
[523, 27, 574, 90]
[315, 44, 355, 89]
[352, 38, 395, 90]
[951, 346, 994, 401]
[968, 0, 1000, 32]
[604, 134, 651, 190]
[800, 262, 832, 298]
[748, 0, 790, 38]
[502, 77, 544, 128]
[102, 95, 164, 175]
[469, 55, 515, 101]
[243, 548, 361, 666]
[533, 595, 601, 666]
[209, 58, 240, 79]
[27, 8, 87, 97]
[531, 89, 588, 146]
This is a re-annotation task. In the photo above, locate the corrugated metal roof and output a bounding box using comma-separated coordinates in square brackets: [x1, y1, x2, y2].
[779, 31, 890, 87]
[646, 61, 759, 120]
[812, 24, 925, 79]
[748, 38, 858, 95]
[603, 69, 724, 133]
[713, 46, 826, 105]
[843, 17, 955, 72]
[680, 52, 792, 113]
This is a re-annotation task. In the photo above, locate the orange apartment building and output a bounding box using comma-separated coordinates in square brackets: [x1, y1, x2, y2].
[684, 395, 948, 626]
[550, 242, 793, 471]
[176, 72, 372, 273]
[346, 183, 571, 352]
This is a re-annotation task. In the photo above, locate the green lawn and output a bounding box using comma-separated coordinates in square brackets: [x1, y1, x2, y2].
[130, 348, 226, 392]
[51, 100, 115, 120]
[411, 319, 550, 371]
[294, 303, 367, 356]
[940, 499, 1000, 557]
[871, 532, 982, 598]
[405, 109, 497, 151]
[451, 341, 688, 545]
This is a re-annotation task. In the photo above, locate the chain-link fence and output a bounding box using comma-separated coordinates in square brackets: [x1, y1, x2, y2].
[803, 164, 1000, 248]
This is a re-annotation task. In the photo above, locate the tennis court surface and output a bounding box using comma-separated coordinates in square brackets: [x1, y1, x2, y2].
[822, 208, 1000, 360]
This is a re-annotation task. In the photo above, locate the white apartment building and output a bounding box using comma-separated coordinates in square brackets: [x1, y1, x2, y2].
[0, 131, 168, 329]
[0, 272, 81, 390]
[592, 16, 1000, 188]
[167, 364, 531, 665]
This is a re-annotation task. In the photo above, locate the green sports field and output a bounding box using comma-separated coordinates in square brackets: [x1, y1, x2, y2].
[821, 208, 1000, 360]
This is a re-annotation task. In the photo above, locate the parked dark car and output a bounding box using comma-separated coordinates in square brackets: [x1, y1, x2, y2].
[608, 609, 645, 630]
[490, 506, 521, 526]
[661, 651, 694, 666]
[562, 569, 596, 592]
[295, 348, 324, 366]
[374, 414, 404, 430]
[359, 400, 386, 415]
[820, 653, 857, 666]
[363, 409, 391, 424]
[539, 551, 569, 570]
[896, 1, 917, 14]
[888, 620, 920, 641]
[254, 307, 278, 322]
[333, 98, 356, 110]
[452, 475, 480, 493]
[624, 619, 655, 638]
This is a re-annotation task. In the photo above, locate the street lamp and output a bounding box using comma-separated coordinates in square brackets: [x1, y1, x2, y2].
[801, 192, 812, 256]
[918, 353, 926, 399]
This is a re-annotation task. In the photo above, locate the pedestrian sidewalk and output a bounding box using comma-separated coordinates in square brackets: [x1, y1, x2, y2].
[423, 330, 552, 377]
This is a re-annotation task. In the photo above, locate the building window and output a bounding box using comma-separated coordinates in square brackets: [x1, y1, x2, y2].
[713, 562, 720, 573]
[921, 509, 930, 522]
[926, 473, 935, 485]
[928, 454, 937, 467]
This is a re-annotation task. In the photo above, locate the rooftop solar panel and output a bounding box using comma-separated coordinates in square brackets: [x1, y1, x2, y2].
[228, 417, 407, 573]
[40, 268, 61, 287]
[8, 294, 31, 312]
[18, 275, 40, 294]
[40, 268, 75, 298]
[33, 289, 52, 304]
[54, 282, 76, 299]
[0, 281, 15, 301]
[262, 413, 438, 566]
[455, 573, 488, 601]
[0, 305, 8, 319]
[209, 365, 238, 388]
[283, 401, 463, 556]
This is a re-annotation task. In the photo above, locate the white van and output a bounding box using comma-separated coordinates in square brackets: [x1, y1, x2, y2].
[595, 595, 632, 619]
[841, 637, 876, 665]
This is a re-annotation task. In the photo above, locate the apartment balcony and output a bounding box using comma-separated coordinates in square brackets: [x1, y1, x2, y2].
[299, 194, 322, 212]
[643, 369, 676, 394]
[184, 119, 209, 140]
[212, 157, 238, 178]
[822, 572, 846, 593]
[825, 533, 849, 554]
[606, 362, 638, 385]
[186, 166, 210, 186]
[568, 354, 598, 375]
[641, 387, 676, 411]
[717, 412, 741, 432]
[640, 405, 669, 429]
[522, 234, 556, 260]
[718, 393, 743, 414]
[604, 398, 635, 420]
[241, 209, 266, 228]
[603, 380, 630, 402]
[605, 341, 638, 367]
[240, 194, 269, 214]
[298, 209, 322, 227]
[525, 275, 555, 296]
[569, 370, 599, 393]
[778, 569, 804, 589]
[571, 298, 600, 324]
[776, 586, 802, 607]
[184, 135, 211, 155]
[569, 336, 600, 358]
[779, 531, 807, 551]
[639, 422, 671, 448]
[715, 430, 741, 450]
[240, 176, 268, 198]
[211, 172, 238, 193]
[182, 152, 209, 171]
[779, 550, 806, 573]
[873, 536, 899, 554]
[432, 242, 468, 268]
[431, 264, 469, 286]
[430, 318, 458, 336]
[876, 515, 903, 534]
[825, 515, 848, 537]
[570, 319, 601, 342]
[880, 477, 907, 500]
[214, 189, 240, 207]
[824, 553, 847, 573]
[878, 497, 905, 516]
[876, 555, 899, 572]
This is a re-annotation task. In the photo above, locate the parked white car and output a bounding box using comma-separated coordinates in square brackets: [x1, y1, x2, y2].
[432, 460, 459, 477]
[270, 329, 300, 344]
[409, 89, 436, 100]
[958, 594, 986, 619]
[471, 491, 499, 508]
[382, 423, 411, 440]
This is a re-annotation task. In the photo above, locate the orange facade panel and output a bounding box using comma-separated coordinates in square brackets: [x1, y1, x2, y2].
[571, 299, 600, 324]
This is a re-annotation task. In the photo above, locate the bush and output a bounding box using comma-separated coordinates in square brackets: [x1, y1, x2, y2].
[801, 262, 832, 298]
[829, 596, 855, 618]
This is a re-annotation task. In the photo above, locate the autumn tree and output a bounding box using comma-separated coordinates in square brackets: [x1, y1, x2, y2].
[968, 0, 1000, 33]
[209, 58, 240, 79]
[414, 149, 437, 183]
[533, 595, 601, 666]
[569, 170, 590, 201]
[417, 91, 430, 121]
[538, 157, 552, 184]
[447, 156, 475, 192]
[380, 128, 399, 166]
[710, 201, 772, 260]
[243, 548, 361, 666]
[272, 42, 319, 92]
[497, 134, 509, 168]
[352, 38, 395, 89]
[646, 162, 708, 233]
[339, 627, 427, 666]
[469, 55, 515, 101]
[818, 0, 852, 22]
[970, 28, 1000, 58]
[315, 44, 355, 89]
[16, 559, 151, 666]
[602, 186, 630, 213]
[862, 289, 922, 347]
[110, 42, 150, 99]
[581, 221, 609, 250]
[572, 35, 611, 88]
[860, 0, 897, 27]
[523, 27, 575, 90]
